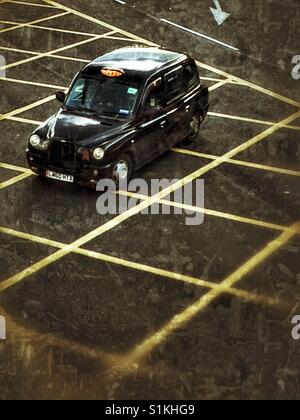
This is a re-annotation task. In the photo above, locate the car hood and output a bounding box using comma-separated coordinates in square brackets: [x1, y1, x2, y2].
[38, 109, 129, 146]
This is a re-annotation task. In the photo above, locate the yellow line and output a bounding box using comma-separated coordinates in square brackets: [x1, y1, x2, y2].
[196, 60, 300, 109]
[0, 172, 32, 189]
[117, 190, 288, 232]
[44, 0, 157, 44]
[171, 148, 300, 177]
[0, 31, 116, 71]
[124, 223, 298, 365]
[208, 79, 231, 92]
[43, 0, 300, 109]
[0, 76, 66, 90]
[0, 94, 55, 122]
[7, 116, 42, 125]
[0, 45, 91, 63]
[27, 23, 102, 37]
[208, 111, 300, 131]
[9, 0, 58, 8]
[0, 226, 275, 306]
[0, 162, 32, 173]
[0, 11, 70, 34]
[0, 110, 298, 292]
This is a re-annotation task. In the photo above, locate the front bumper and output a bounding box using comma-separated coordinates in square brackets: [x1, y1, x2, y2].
[26, 149, 114, 187]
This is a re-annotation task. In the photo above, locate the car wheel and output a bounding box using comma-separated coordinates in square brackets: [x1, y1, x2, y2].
[112, 154, 133, 185]
[184, 114, 203, 145]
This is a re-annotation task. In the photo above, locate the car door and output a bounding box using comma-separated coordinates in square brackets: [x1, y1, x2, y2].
[162, 65, 187, 148]
[181, 61, 202, 134]
[131, 77, 168, 168]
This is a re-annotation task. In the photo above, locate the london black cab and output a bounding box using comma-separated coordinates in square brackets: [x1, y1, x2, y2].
[27, 47, 209, 186]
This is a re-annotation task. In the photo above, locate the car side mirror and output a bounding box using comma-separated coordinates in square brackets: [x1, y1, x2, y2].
[56, 91, 66, 103]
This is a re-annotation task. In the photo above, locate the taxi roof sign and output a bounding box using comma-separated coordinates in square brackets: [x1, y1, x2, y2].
[101, 68, 124, 78]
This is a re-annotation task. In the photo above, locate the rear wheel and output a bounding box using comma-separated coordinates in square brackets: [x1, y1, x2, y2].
[112, 154, 133, 185]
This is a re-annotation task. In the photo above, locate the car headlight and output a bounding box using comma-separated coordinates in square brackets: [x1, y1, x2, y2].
[93, 147, 105, 160]
[30, 134, 41, 148]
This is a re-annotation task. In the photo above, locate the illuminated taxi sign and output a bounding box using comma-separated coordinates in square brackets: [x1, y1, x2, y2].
[101, 68, 124, 78]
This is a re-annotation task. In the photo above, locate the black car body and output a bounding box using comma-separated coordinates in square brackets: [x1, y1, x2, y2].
[27, 47, 209, 186]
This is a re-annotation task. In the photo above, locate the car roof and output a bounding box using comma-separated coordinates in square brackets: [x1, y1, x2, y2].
[81, 47, 188, 80]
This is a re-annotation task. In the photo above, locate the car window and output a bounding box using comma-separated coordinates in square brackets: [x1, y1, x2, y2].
[144, 79, 164, 110]
[183, 62, 199, 89]
[66, 77, 140, 118]
[164, 67, 185, 103]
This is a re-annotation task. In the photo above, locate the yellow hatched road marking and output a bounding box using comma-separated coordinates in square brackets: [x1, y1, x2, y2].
[209, 79, 231, 92]
[124, 223, 298, 365]
[0, 76, 66, 90]
[0, 172, 32, 189]
[0, 162, 32, 173]
[171, 148, 300, 177]
[117, 190, 288, 232]
[0, 110, 298, 291]
[208, 111, 300, 131]
[9, 0, 59, 8]
[0, 226, 277, 306]
[0, 31, 116, 71]
[0, 94, 55, 122]
[0, 11, 70, 34]
[6, 115, 42, 125]
[27, 23, 103, 37]
[43, 0, 300, 109]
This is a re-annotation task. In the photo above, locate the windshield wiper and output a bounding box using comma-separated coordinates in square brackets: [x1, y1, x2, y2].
[65, 105, 98, 115]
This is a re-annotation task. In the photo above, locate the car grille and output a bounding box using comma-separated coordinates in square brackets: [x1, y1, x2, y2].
[49, 140, 76, 170]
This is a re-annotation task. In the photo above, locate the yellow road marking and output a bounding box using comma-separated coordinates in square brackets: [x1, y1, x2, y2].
[9, 0, 58, 8]
[0, 31, 116, 71]
[0, 172, 32, 189]
[0, 110, 298, 291]
[0, 76, 66, 90]
[0, 47, 89, 66]
[117, 190, 288, 232]
[43, 0, 300, 109]
[208, 111, 300, 131]
[0, 162, 32, 173]
[124, 223, 298, 365]
[0, 226, 275, 306]
[172, 148, 300, 177]
[7, 115, 42, 125]
[27, 23, 102, 37]
[209, 79, 231, 92]
[44, 0, 157, 45]
[0, 94, 55, 122]
[196, 60, 300, 108]
[0, 11, 70, 34]
[0, 45, 91, 63]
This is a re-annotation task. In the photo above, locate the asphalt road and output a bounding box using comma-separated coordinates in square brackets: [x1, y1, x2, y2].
[0, 0, 300, 400]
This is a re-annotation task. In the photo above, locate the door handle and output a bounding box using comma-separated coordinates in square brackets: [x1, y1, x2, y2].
[185, 105, 191, 113]
[160, 120, 167, 128]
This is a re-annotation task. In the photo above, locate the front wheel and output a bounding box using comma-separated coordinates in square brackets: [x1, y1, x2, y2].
[184, 114, 203, 145]
[112, 154, 133, 185]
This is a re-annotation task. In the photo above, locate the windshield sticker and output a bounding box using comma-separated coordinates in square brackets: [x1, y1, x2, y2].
[119, 109, 130, 115]
[128, 87, 138, 96]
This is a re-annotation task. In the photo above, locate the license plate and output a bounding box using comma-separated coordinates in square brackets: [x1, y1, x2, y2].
[46, 170, 74, 183]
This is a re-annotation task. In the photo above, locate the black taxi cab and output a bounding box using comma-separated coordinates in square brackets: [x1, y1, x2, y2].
[27, 47, 209, 186]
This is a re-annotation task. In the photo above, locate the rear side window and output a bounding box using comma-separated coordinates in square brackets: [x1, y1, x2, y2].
[183, 62, 199, 89]
[164, 67, 185, 103]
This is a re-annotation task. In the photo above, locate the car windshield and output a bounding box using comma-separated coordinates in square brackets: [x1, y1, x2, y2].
[65, 76, 140, 118]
